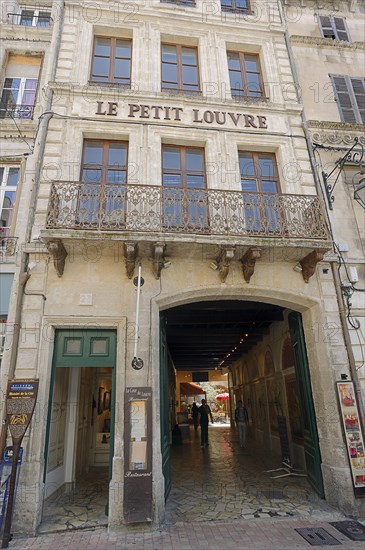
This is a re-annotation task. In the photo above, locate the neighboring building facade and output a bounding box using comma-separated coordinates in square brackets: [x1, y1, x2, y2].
[0, 0, 364, 535]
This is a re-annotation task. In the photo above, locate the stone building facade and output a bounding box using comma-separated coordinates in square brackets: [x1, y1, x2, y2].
[0, 0, 364, 535]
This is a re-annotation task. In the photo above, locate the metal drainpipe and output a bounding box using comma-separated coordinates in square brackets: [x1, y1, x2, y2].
[277, 0, 365, 432]
[0, 0, 65, 456]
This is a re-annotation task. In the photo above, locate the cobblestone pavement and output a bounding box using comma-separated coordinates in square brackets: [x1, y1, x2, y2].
[8, 519, 365, 549]
[18, 424, 363, 549]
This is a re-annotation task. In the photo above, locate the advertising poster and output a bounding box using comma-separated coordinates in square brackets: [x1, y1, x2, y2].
[337, 382, 365, 497]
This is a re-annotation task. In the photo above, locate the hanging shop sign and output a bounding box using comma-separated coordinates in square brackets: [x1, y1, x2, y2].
[123, 387, 152, 523]
[337, 381, 365, 497]
[95, 101, 268, 129]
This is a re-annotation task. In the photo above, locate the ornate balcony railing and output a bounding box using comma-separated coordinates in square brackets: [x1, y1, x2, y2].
[46, 182, 329, 240]
[0, 104, 34, 119]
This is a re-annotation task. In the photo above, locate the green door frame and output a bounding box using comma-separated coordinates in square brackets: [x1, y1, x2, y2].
[43, 329, 117, 485]
[159, 314, 171, 500]
[288, 312, 325, 497]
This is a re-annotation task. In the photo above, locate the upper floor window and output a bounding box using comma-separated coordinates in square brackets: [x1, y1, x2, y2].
[221, 0, 251, 13]
[90, 37, 132, 87]
[0, 166, 20, 238]
[9, 9, 51, 27]
[160, 0, 196, 5]
[319, 16, 350, 41]
[0, 54, 41, 119]
[331, 75, 365, 124]
[161, 44, 200, 94]
[80, 140, 128, 226]
[227, 52, 264, 99]
[239, 152, 279, 193]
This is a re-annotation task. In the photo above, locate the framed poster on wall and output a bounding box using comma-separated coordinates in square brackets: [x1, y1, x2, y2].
[336, 381, 365, 497]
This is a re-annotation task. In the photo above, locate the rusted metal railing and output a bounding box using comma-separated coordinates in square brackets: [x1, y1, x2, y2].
[46, 181, 329, 240]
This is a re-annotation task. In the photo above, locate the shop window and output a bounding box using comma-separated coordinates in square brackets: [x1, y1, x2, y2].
[0, 166, 20, 239]
[90, 37, 132, 87]
[221, 0, 251, 13]
[0, 54, 41, 119]
[161, 44, 200, 94]
[227, 51, 264, 100]
[162, 145, 207, 229]
[319, 16, 350, 41]
[8, 9, 51, 26]
[330, 75, 365, 124]
[80, 140, 128, 226]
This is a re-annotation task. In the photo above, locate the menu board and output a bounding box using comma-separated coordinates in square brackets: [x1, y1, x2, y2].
[337, 382, 365, 497]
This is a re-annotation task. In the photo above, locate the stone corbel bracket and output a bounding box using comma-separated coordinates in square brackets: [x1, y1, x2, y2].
[124, 242, 138, 279]
[299, 249, 326, 283]
[216, 245, 236, 282]
[46, 239, 68, 278]
[241, 247, 261, 283]
[153, 242, 166, 280]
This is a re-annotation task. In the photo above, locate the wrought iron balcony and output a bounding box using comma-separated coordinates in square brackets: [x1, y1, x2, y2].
[7, 13, 52, 27]
[0, 104, 34, 119]
[45, 182, 329, 240]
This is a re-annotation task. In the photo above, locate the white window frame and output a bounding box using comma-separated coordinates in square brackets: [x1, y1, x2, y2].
[12, 8, 51, 27]
[319, 15, 350, 41]
[330, 75, 365, 124]
[0, 77, 38, 118]
[0, 165, 20, 240]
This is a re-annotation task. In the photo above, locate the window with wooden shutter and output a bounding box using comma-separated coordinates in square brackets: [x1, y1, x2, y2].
[331, 75, 365, 124]
[319, 16, 350, 41]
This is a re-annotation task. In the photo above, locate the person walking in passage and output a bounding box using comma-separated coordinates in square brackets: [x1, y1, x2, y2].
[191, 402, 199, 431]
[198, 399, 213, 448]
[235, 400, 249, 448]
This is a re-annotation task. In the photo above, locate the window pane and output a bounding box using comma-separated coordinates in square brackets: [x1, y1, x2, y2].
[91, 339, 107, 354]
[229, 71, 243, 91]
[0, 168, 4, 185]
[107, 170, 126, 184]
[241, 179, 257, 192]
[237, 0, 248, 7]
[108, 143, 127, 165]
[65, 339, 82, 354]
[259, 157, 275, 177]
[163, 148, 180, 169]
[245, 56, 259, 72]
[7, 168, 19, 186]
[116, 40, 131, 57]
[37, 12, 51, 27]
[187, 175, 204, 188]
[182, 47, 197, 65]
[239, 154, 255, 176]
[186, 149, 203, 171]
[82, 169, 102, 183]
[20, 10, 34, 26]
[92, 57, 110, 77]
[162, 45, 177, 63]
[114, 59, 130, 79]
[227, 53, 240, 70]
[262, 181, 278, 193]
[182, 66, 198, 85]
[84, 142, 103, 164]
[95, 38, 111, 56]
[163, 174, 182, 187]
[162, 63, 178, 84]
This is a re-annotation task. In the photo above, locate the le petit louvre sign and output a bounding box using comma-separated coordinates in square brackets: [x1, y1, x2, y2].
[95, 101, 269, 130]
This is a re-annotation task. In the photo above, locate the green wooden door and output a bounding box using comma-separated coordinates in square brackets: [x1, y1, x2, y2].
[44, 329, 117, 486]
[288, 312, 325, 497]
[160, 314, 171, 500]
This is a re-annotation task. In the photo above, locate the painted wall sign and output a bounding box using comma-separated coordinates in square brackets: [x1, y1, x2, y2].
[123, 387, 152, 523]
[337, 382, 365, 497]
[95, 101, 268, 129]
